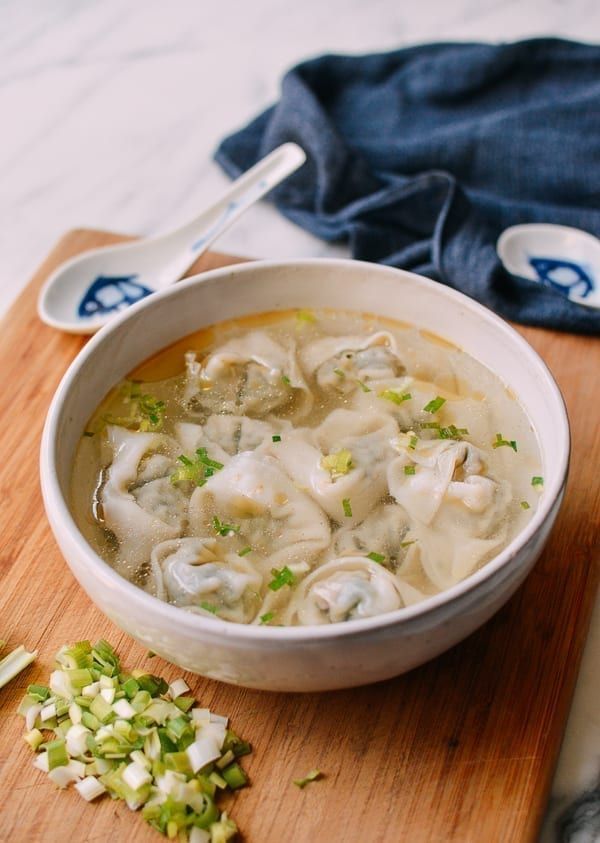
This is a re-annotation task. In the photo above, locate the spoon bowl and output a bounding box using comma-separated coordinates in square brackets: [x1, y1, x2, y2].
[497, 223, 600, 309]
[38, 143, 306, 333]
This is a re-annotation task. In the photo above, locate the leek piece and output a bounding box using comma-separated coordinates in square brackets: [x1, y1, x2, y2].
[0, 644, 37, 689]
[221, 763, 247, 790]
[27, 684, 50, 702]
[46, 739, 69, 770]
[89, 694, 114, 724]
[293, 768, 323, 788]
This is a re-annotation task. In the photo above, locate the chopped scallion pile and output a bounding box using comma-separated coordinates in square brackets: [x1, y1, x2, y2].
[105, 383, 166, 432]
[268, 567, 296, 591]
[492, 433, 518, 452]
[293, 769, 323, 789]
[18, 640, 249, 841]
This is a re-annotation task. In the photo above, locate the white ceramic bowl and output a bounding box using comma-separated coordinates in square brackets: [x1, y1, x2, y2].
[40, 259, 569, 692]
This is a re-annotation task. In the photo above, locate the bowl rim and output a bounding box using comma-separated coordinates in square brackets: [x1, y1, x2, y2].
[40, 257, 570, 643]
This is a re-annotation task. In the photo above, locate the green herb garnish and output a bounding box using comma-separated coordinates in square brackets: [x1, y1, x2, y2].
[409, 435, 418, 450]
[421, 422, 468, 440]
[404, 465, 416, 476]
[272, 434, 282, 443]
[321, 449, 353, 479]
[268, 566, 296, 591]
[104, 386, 165, 433]
[333, 367, 346, 378]
[520, 501, 530, 510]
[281, 374, 291, 386]
[238, 546, 252, 557]
[366, 551, 385, 564]
[342, 498, 352, 518]
[212, 516, 241, 537]
[259, 612, 274, 625]
[379, 389, 412, 405]
[200, 602, 219, 614]
[356, 379, 372, 393]
[492, 433, 518, 452]
[296, 309, 316, 324]
[423, 396, 446, 414]
[171, 447, 224, 487]
[293, 769, 323, 789]
[532, 476, 544, 487]
[400, 540, 416, 548]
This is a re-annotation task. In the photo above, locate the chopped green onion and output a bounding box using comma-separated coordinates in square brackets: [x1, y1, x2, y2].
[293, 769, 323, 789]
[409, 435, 418, 450]
[281, 374, 291, 386]
[268, 567, 296, 591]
[19, 639, 250, 839]
[259, 613, 274, 625]
[237, 546, 252, 557]
[342, 498, 352, 518]
[212, 516, 240, 537]
[520, 501, 530, 510]
[272, 434, 281, 443]
[400, 540, 416, 548]
[200, 602, 219, 615]
[532, 476, 544, 487]
[379, 389, 412, 405]
[423, 396, 446, 413]
[333, 367, 346, 378]
[492, 433, 518, 452]
[171, 448, 224, 487]
[356, 379, 372, 393]
[366, 552, 385, 564]
[404, 465, 416, 476]
[105, 386, 165, 433]
[321, 449, 353, 479]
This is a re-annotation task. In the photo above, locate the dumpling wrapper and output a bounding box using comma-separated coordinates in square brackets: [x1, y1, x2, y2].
[150, 537, 262, 623]
[281, 557, 407, 625]
[265, 409, 398, 527]
[300, 331, 404, 395]
[183, 330, 311, 419]
[100, 426, 188, 575]
[188, 451, 331, 573]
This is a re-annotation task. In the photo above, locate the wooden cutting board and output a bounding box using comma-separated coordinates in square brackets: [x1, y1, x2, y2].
[0, 229, 598, 843]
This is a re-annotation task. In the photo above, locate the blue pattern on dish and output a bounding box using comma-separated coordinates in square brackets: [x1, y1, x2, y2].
[78, 275, 153, 318]
[529, 257, 594, 299]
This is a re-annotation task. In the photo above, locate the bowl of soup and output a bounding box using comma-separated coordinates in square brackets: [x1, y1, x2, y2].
[40, 259, 569, 692]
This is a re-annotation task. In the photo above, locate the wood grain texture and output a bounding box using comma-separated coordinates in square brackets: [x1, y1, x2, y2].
[0, 229, 598, 843]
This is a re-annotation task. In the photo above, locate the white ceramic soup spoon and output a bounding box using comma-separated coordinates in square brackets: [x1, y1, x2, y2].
[37, 143, 306, 334]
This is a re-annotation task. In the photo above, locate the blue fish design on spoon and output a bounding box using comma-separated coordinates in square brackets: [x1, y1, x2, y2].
[78, 275, 154, 318]
[529, 257, 594, 299]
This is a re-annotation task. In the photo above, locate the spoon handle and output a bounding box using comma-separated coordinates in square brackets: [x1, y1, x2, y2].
[155, 143, 306, 287]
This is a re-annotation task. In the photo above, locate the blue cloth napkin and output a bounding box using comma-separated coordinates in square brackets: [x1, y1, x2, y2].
[216, 39, 600, 335]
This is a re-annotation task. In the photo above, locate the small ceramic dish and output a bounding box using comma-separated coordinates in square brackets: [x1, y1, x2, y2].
[497, 223, 600, 309]
[40, 259, 569, 692]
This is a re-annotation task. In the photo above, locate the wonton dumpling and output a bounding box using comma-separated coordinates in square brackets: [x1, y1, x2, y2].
[388, 437, 509, 588]
[188, 452, 330, 571]
[266, 410, 398, 526]
[100, 426, 188, 574]
[283, 557, 404, 625]
[183, 331, 311, 419]
[332, 503, 410, 558]
[176, 416, 291, 461]
[150, 537, 262, 623]
[301, 331, 404, 394]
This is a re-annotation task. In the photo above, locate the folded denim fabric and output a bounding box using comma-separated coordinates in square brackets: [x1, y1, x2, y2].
[216, 39, 600, 334]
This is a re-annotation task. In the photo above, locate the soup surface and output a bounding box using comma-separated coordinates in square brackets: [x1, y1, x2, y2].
[71, 308, 543, 626]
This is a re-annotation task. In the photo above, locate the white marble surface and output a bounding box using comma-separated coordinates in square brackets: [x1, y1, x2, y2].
[1, 1, 598, 839]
